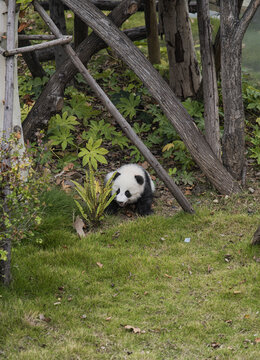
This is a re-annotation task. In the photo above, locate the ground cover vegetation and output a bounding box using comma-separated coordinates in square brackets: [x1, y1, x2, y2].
[1, 4, 260, 359]
[0, 188, 260, 359]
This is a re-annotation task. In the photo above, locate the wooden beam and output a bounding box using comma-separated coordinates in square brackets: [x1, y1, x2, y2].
[3, 35, 72, 56]
[18, 34, 56, 40]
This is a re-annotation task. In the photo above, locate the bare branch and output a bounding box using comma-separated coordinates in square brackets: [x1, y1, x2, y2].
[236, 0, 260, 42]
[3, 35, 72, 56]
[18, 34, 56, 40]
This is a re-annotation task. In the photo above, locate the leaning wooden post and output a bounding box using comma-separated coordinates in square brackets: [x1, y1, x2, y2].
[33, 0, 194, 214]
[0, 0, 18, 285]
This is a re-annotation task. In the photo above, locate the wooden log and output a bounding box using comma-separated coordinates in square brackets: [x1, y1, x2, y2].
[3, 35, 72, 56]
[3, 0, 16, 137]
[34, 0, 194, 214]
[1, 0, 16, 286]
[60, 0, 241, 195]
[35, 26, 147, 62]
[18, 34, 56, 40]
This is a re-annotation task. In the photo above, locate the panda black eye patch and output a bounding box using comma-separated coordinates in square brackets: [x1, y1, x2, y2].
[125, 190, 131, 198]
[116, 188, 120, 195]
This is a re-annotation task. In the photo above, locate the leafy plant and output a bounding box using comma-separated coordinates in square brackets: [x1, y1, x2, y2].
[248, 118, 260, 165]
[18, 74, 49, 102]
[0, 133, 49, 246]
[48, 111, 79, 133]
[129, 146, 145, 163]
[133, 122, 151, 134]
[49, 128, 75, 151]
[168, 167, 195, 185]
[16, 0, 32, 10]
[72, 166, 115, 228]
[63, 90, 101, 121]
[182, 98, 205, 130]
[243, 84, 260, 112]
[162, 140, 194, 170]
[48, 112, 79, 150]
[117, 93, 141, 120]
[78, 138, 108, 169]
[81, 120, 129, 150]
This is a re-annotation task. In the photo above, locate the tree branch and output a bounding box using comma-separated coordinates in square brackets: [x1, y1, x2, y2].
[236, 0, 260, 42]
[3, 35, 72, 56]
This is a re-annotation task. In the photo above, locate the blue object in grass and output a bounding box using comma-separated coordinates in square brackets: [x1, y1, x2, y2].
[184, 238, 191, 243]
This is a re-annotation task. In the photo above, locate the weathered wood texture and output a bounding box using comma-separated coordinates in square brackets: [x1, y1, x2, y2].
[144, 0, 161, 64]
[213, 0, 244, 76]
[3, 0, 16, 138]
[159, 0, 200, 99]
[4, 35, 72, 56]
[23, 0, 143, 138]
[36, 25, 147, 62]
[1, 0, 16, 285]
[220, 0, 260, 180]
[18, 30, 46, 78]
[49, 0, 67, 68]
[34, 0, 194, 213]
[74, 15, 88, 48]
[197, 0, 220, 160]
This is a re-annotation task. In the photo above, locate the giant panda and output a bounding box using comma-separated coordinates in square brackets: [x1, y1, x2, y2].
[105, 164, 155, 216]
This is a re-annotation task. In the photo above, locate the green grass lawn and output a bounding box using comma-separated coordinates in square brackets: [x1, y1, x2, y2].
[0, 189, 259, 359]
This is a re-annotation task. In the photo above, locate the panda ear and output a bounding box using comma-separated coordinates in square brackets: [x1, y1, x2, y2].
[113, 172, 121, 180]
[135, 175, 144, 185]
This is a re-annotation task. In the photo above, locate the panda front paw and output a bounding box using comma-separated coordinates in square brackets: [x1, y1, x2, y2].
[136, 200, 153, 216]
[105, 200, 119, 215]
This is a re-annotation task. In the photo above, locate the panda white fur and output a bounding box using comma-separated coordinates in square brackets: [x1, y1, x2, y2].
[105, 164, 155, 216]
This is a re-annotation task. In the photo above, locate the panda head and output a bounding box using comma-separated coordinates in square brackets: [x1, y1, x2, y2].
[109, 164, 148, 207]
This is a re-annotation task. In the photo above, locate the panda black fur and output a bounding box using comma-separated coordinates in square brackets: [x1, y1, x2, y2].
[105, 164, 155, 216]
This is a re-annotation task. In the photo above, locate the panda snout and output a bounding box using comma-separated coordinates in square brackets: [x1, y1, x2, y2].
[117, 200, 127, 207]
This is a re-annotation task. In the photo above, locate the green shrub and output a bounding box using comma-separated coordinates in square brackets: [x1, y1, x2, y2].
[0, 133, 49, 247]
[72, 165, 115, 228]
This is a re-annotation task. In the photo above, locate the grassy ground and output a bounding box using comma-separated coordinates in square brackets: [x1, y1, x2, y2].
[0, 189, 259, 359]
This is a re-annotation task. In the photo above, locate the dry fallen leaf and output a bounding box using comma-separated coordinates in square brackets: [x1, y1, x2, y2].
[63, 163, 74, 172]
[39, 314, 51, 323]
[208, 265, 213, 273]
[18, 22, 30, 33]
[255, 338, 260, 343]
[73, 216, 86, 238]
[61, 180, 71, 192]
[233, 290, 242, 295]
[141, 161, 149, 169]
[164, 274, 172, 278]
[96, 262, 103, 268]
[105, 317, 112, 321]
[124, 325, 145, 334]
